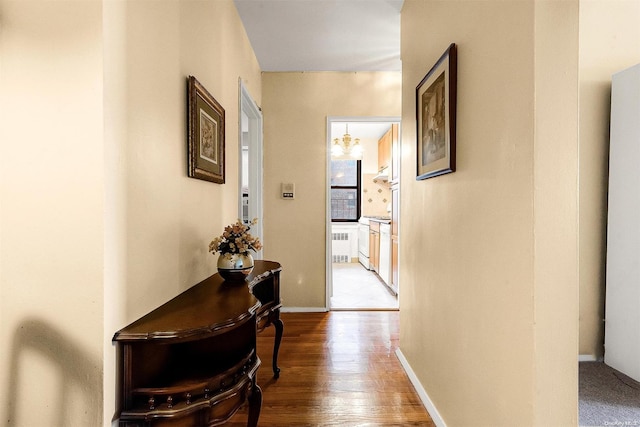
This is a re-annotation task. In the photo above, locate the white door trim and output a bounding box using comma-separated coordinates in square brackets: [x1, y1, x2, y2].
[239, 80, 264, 257]
[325, 116, 401, 310]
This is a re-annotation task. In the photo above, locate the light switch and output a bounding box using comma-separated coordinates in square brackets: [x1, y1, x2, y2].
[281, 183, 295, 199]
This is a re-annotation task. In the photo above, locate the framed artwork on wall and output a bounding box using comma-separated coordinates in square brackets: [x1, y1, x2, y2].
[188, 75, 225, 184]
[416, 43, 457, 180]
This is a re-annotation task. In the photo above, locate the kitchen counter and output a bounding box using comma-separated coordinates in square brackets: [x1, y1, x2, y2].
[370, 218, 390, 224]
[359, 216, 391, 224]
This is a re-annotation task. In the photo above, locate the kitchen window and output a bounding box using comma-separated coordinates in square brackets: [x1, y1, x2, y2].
[330, 159, 361, 221]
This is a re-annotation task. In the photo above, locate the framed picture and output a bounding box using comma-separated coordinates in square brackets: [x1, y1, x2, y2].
[188, 76, 225, 184]
[416, 43, 457, 180]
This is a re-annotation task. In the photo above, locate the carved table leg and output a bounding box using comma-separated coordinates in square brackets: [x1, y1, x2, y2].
[247, 383, 262, 427]
[272, 317, 284, 378]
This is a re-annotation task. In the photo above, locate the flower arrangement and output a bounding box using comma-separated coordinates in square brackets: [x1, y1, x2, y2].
[209, 218, 262, 257]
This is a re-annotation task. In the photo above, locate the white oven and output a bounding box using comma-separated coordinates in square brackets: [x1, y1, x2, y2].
[358, 217, 370, 269]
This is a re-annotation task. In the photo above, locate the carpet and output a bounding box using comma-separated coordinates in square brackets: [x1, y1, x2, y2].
[580, 361, 640, 426]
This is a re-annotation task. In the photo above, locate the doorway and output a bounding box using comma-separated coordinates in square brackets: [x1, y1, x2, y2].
[239, 81, 263, 257]
[326, 116, 401, 310]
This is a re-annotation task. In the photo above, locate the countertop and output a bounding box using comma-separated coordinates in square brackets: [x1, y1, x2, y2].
[362, 216, 391, 224]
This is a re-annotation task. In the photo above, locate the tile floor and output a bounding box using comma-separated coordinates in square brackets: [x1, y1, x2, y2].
[330, 262, 398, 310]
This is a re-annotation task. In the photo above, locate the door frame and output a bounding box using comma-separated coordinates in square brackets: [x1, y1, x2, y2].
[239, 80, 264, 257]
[325, 116, 401, 310]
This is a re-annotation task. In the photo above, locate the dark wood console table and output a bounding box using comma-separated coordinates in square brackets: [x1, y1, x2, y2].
[246, 260, 283, 378]
[113, 260, 282, 426]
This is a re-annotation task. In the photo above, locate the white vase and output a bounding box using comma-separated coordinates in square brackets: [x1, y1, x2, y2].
[217, 253, 254, 282]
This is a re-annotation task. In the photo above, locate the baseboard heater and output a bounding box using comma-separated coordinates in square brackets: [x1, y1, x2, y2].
[332, 232, 351, 263]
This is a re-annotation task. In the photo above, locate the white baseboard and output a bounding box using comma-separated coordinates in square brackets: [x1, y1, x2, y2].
[578, 354, 600, 362]
[280, 306, 329, 313]
[395, 348, 447, 427]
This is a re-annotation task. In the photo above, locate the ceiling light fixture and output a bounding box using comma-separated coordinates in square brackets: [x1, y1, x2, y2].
[331, 123, 362, 159]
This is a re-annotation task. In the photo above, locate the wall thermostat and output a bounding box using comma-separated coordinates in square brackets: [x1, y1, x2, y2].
[281, 183, 295, 199]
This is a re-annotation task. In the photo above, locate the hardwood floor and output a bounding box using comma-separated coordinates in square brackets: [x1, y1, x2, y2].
[227, 311, 434, 426]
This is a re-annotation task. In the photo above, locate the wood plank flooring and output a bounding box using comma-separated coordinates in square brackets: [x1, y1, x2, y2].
[227, 311, 435, 426]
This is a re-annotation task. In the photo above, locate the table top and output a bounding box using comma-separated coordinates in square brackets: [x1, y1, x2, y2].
[113, 260, 281, 343]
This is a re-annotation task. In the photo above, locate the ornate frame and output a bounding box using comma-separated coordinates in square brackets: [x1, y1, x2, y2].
[416, 43, 457, 180]
[188, 76, 225, 184]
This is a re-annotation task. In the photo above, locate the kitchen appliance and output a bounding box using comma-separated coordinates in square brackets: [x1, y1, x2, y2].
[358, 217, 370, 269]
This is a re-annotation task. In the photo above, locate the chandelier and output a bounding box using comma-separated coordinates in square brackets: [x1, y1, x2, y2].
[331, 123, 362, 159]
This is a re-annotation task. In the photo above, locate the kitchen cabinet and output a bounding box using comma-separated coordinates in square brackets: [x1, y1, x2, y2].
[378, 127, 392, 173]
[377, 124, 399, 180]
[369, 220, 380, 273]
[390, 124, 399, 183]
[369, 219, 392, 288]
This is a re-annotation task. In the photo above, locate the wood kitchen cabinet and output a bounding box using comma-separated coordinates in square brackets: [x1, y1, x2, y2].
[378, 124, 399, 178]
[390, 124, 399, 183]
[378, 128, 392, 173]
[369, 220, 380, 273]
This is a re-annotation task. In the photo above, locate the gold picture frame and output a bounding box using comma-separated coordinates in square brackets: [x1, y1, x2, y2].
[416, 43, 457, 180]
[188, 76, 225, 184]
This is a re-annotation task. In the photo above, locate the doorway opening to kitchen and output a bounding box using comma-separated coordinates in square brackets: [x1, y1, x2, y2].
[326, 117, 401, 310]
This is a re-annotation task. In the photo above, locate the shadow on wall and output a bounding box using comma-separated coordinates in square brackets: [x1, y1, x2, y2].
[5, 318, 102, 426]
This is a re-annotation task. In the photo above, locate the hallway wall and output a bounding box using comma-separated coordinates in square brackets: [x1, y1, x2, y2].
[103, 0, 261, 423]
[0, 1, 105, 424]
[262, 72, 401, 309]
[1, 0, 261, 425]
[399, 0, 579, 425]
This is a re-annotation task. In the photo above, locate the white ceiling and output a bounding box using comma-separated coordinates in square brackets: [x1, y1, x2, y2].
[233, 0, 403, 72]
[234, 1, 403, 141]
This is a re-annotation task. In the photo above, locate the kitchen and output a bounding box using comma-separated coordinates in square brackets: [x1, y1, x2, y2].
[329, 119, 400, 310]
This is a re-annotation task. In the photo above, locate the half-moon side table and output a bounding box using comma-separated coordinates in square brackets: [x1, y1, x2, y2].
[112, 261, 282, 426]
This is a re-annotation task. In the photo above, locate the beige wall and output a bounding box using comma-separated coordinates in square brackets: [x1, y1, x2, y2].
[532, 2, 579, 423]
[0, 0, 105, 425]
[400, 1, 579, 425]
[105, 0, 261, 322]
[1, 0, 261, 425]
[103, 0, 261, 423]
[578, 0, 640, 359]
[262, 72, 401, 308]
